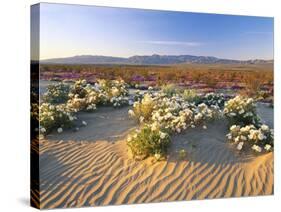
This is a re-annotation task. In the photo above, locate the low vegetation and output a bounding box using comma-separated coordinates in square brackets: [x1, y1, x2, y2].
[38, 63, 274, 159]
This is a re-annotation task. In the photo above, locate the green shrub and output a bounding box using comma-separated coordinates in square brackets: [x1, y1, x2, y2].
[43, 82, 70, 104]
[127, 125, 170, 160]
[182, 89, 201, 103]
[200, 92, 225, 109]
[39, 103, 75, 134]
[226, 124, 273, 152]
[223, 96, 260, 126]
[161, 84, 179, 97]
[130, 94, 155, 123]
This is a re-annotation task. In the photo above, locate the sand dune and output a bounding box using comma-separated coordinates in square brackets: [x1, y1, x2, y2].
[39, 106, 273, 209]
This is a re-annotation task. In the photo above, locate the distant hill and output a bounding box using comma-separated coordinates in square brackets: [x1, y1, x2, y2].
[41, 54, 273, 65]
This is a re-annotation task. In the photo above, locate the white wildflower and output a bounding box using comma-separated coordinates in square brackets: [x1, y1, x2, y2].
[154, 153, 161, 160]
[258, 132, 265, 140]
[127, 136, 132, 142]
[237, 142, 244, 150]
[252, 145, 262, 153]
[139, 116, 144, 123]
[128, 109, 135, 117]
[264, 144, 272, 151]
[159, 132, 167, 139]
[230, 125, 236, 131]
[261, 124, 269, 131]
[40, 127, 46, 133]
[238, 109, 245, 114]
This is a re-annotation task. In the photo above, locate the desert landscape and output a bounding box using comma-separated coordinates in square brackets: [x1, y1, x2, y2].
[33, 61, 274, 209]
[30, 3, 274, 209]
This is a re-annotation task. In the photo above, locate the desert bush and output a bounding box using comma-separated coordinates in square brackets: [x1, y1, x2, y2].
[242, 74, 262, 97]
[200, 92, 225, 109]
[39, 103, 76, 134]
[66, 93, 97, 112]
[151, 99, 194, 133]
[133, 90, 143, 102]
[161, 84, 179, 97]
[223, 96, 260, 126]
[66, 79, 129, 111]
[43, 82, 70, 104]
[110, 96, 129, 107]
[226, 124, 273, 152]
[67, 80, 98, 112]
[194, 103, 222, 125]
[69, 79, 88, 98]
[182, 89, 201, 103]
[130, 92, 222, 133]
[127, 124, 170, 160]
[97, 79, 129, 107]
[97, 79, 129, 98]
[130, 94, 155, 122]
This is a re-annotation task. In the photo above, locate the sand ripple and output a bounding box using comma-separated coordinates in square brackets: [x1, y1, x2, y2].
[38, 107, 273, 209]
[39, 119, 273, 209]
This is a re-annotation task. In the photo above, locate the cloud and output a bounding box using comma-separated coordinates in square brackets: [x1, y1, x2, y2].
[245, 31, 273, 35]
[139, 40, 202, 47]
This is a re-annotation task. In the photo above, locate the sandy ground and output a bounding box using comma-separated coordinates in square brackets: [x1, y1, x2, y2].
[39, 105, 273, 209]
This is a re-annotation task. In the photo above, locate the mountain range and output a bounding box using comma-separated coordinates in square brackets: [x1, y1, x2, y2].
[41, 54, 273, 65]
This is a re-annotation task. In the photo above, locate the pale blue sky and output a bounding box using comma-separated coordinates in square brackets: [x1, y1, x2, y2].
[39, 3, 274, 60]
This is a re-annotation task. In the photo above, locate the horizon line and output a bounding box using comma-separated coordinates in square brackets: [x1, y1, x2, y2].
[40, 53, 274, 62]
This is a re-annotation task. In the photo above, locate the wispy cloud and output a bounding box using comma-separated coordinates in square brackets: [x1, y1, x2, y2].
[244, 31, 273, 35]
[139, 40, 203, 47]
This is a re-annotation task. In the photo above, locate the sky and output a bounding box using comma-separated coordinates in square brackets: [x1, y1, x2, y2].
[38, 3, 274, 60]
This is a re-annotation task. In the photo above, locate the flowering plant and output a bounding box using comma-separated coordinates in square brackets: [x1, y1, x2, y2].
[110, 96, 129, 107]
[97, 79, 129, 99]
[193, 103, 221, 125]
[181, 89, 201, 103]
[130, 93, 155, 122]
[200, 92, 225, 109]
[39, 103, 76, 134]
[226, 124, 273, 152]
[43, 82, 70, 104]
[224, 96, 260, 126]
[150, 96, 194, 133]
[130, 92, 222, 132]
[66, 79, 130, 111]
[161, 84, 179, 97]
[127, 124, 170, 160]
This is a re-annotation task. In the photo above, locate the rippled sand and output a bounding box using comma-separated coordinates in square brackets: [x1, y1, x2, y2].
[38, 106, 273, 209]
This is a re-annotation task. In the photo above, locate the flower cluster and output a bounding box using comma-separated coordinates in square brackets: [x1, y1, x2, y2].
[97, 79, 129, 98]
[130, 92, 221, 131]
[200, 92, 225, 109]
[130, 94, 155, 122]
[226, 124, 273, 152]
[127, 92, 223, 160]
[39, 103, 76, 134]
[193, 103, 221, 125]
[40, 79, 129, 134]
[224, 96, 273, 153]
[110, 96, 129, 107]
[224, 96, 260, 126]
[127, 124, 170, 160]
[65, 79, 130, 112]
[43, 82, 70, 104]
[66, 80, 99, 112]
